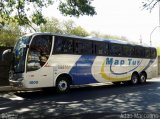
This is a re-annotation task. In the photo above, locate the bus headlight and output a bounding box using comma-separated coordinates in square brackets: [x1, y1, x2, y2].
[17, 77, 24, 82]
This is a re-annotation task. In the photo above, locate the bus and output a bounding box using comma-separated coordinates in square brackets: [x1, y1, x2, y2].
[8, 32, 158, 92]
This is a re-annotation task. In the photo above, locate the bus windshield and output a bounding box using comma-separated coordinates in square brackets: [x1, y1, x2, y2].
[13, 36, 31, 73]
[26, 35, 52, 71]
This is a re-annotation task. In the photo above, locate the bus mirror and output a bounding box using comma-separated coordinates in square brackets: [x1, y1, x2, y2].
[2, 49, 13, 64]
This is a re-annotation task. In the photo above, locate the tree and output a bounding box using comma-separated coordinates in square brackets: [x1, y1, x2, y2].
[40, 17, 63, 33]
[70, 26, 89, 36]
[40, 17, 89, 37]
[63, 20, 76, 34]
[90, 31, 128, 41]
[59, 0, 96, 17]
[157, 47, 160, 56]
[0, 22, 21, 46]
[142, 0, 160, 11]
[0, 0, 96, 29]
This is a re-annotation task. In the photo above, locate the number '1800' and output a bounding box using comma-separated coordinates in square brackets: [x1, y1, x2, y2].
[29, 81, 38, 84]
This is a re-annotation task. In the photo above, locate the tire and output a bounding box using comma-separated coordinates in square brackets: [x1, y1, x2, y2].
[130, 73, 139, 85]
[56, 77, 70, 93]
[139, 73, 146, 84]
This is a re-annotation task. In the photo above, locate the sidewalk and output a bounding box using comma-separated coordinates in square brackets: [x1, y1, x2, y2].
[0, 86, 15, 92]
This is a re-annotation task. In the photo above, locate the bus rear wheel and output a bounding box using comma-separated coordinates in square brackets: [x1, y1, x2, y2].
[139, 73, 146, 84]
[56, 77, 70, 93]
[130, 73, 139, 85]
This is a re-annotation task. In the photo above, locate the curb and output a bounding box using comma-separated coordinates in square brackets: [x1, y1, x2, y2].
[0, 86, 15, 92]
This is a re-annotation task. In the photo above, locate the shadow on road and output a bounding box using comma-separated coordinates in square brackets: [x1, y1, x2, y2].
[0, 80, 160, 118]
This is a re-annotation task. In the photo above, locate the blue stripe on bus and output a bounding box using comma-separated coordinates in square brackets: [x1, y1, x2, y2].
[69, 55, 98, 85]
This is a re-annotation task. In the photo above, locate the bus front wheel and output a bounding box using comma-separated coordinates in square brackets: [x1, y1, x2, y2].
[56, 77, 70, 93]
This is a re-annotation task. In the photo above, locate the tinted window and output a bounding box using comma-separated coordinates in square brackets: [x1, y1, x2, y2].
[145, 48, 150, 58]
[151, 48, 157, 58]
[110, 44, 122, 56]
[27, 35, 52, 71]
[74, 40, 92, 54]
[123, 45, 135, 57]
[54, 36, 73, 54]
[30, 35, 52, 55]
[93, 42, 108, 55]
[135, 47, 144, 58]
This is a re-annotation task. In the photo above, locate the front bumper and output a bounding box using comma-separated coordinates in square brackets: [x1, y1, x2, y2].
[9, 71, 24, 88]
[9, 79, 24, 87]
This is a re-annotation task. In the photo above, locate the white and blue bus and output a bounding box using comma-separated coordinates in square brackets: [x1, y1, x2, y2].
[8, 32, 158, 92]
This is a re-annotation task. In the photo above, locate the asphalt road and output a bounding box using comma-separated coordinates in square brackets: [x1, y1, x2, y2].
[0, 79, 160, 119]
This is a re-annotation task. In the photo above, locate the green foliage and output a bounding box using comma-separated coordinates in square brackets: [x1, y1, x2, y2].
[40, 18, 63, 33]
[1, 16, 128, 47]
[69, 26, 89, 36]
[157, 47, 160, 56]
[40, 17, 89, 37]
[63, 20, 76, 34]
[41, 18, 128, 39]
[0, 19, 21, 46]
[1, 15, 128, 46]
[0, 0, 96, 29]
[0, 0, 53, 27]
[59, 0, 96, 17]
[62, 20, 89, 36]
[90, 31, 128, 41]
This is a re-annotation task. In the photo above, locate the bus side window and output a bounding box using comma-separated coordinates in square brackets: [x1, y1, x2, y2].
[145, 48, 151, 58]
[62, 38, 73, 53]
[135, 47, 144, 58]
[123, 45, 135, 57]
[75, 41, 83, 54]
[54, 36, 73, 54]
[54, 37, 63, 53]
[74, 40, 92, 55]
[151, 48, 157, 59]
[110, 43, 122, 56]
[94, 42, 108, 56]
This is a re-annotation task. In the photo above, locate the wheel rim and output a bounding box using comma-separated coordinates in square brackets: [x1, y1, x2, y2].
[58, 80, 68, 92]
[132, 75, 138, 84]
[140, 75, 146, 83]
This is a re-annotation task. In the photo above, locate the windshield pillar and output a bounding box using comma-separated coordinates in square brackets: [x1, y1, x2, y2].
[13, 36, 31, 73]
